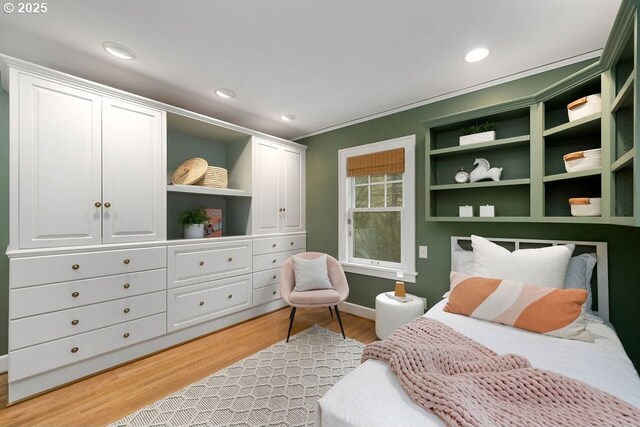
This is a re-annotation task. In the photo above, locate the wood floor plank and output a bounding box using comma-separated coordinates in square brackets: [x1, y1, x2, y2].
[0, 307, 376, 426]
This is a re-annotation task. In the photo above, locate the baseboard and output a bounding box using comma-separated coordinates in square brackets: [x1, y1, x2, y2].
[338, 301, 375, 321]
[0, 354, 7, 374]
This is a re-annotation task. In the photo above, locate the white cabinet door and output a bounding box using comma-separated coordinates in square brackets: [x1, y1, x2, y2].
[281, 146, 305, 232]
[253, 138, 282, 234]
[102, 98, 166, 243]
[18, 74, 102, 248]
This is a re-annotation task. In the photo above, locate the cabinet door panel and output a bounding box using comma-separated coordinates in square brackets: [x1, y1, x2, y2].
[253, 139, 281, 234]
[18, 74, 102, 248]
[102, 99, 165, 243]
[281, 147, 305, 232]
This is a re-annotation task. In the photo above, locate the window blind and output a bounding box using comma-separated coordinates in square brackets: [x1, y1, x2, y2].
[346, 148, 405, 177]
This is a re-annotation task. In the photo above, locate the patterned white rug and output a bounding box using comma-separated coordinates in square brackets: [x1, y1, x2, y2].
[109, 325, 365, 427]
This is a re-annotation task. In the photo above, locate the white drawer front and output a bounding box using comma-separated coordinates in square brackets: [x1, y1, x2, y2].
[10, 291, 166, 351]
[11, 247, 167, 288]
[253, 284, 281, 307]
[168, 240, 252, 288]
[10, 313, 166, 381]
[10, 269, 166, 319]
[253, 249, 304, 272]
[167, 274, 251, 332]
[253, 235, 306, 255]
[253, 268, 281, 289]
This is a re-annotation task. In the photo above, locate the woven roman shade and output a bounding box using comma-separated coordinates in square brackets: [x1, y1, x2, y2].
[346, 148, 405, 177]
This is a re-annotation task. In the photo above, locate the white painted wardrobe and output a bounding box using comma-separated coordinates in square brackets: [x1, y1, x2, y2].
[1, 56, 306, 403]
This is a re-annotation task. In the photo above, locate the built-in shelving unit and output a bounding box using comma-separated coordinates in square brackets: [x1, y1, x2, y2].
[166, 112, 254, 239]
[425, 106, 532, 221]
[543, 168, 602, 183]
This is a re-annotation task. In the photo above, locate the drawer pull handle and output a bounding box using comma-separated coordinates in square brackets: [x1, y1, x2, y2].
[124, 259, 130, 265]
[71, 291, 80, 298]
[272, 243, 277, 248]
[123, 283, 130, 289]
[123, 332, 130, 339]
[228, 294, 233, 299]
[199, 301, 205, 306]
[272, 274, 277, 280]
[104, 202, 111, 208]
[272, 290, 277, 295]
[94, 201, 102, 208]
[228, 257, 233, 262]
[72, 264, 80, 270]
[199, 261, 204, 266]
[282, 208, 286, 212]
[272, 259, 277, 264]
[124, 308, 130, 314]
[71, 347, 79, 353]
[279, 208, 283, 212]
[71, 319, 79, 326]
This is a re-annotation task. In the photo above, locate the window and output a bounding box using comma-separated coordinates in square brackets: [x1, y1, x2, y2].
[338, 135, 416, 282]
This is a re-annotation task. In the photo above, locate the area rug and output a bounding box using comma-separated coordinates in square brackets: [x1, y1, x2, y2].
[109, 325, 365, 427]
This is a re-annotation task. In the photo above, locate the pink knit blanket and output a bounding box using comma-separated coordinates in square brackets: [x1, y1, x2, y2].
[362, 317, 640, 427]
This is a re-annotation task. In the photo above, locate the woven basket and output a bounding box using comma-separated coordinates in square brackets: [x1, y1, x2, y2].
[171, 158, 208, 185]
[196, 166, 228, 189]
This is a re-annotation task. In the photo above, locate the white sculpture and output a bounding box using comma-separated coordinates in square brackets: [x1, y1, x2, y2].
[469, 158, 502, 183]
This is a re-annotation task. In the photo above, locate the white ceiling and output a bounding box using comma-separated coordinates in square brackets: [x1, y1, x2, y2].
[0, 0, 622, 140]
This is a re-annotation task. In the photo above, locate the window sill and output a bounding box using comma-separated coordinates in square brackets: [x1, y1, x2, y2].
[340, 262, 417, 283]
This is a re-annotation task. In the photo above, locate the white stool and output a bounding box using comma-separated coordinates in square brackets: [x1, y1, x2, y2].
[375, 293, 425, 339]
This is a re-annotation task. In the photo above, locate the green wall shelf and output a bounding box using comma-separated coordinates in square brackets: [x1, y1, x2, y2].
[543, 168, 602, 183]
[612, 150, 635, 172]
[430, 178, 530, 191]
[429, 135, 530, 157]
[542, 113, 601, 140]
[429, 216, 533, 222]
[611, 73, 634, 112]
[542, 216, 604, 224]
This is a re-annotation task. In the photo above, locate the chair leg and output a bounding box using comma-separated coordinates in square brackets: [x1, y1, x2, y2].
[328, 306, 333, 318]
[334, 305, 345, 339]
[286, 307, 297, 343]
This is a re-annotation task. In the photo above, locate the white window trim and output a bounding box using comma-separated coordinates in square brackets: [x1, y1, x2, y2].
[338, 135, 417, 283]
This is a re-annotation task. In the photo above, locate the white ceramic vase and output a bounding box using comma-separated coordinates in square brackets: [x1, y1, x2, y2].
[184, 223, 205, 239]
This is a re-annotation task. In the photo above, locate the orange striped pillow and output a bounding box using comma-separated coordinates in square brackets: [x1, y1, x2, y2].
[445, 272, 593, 342]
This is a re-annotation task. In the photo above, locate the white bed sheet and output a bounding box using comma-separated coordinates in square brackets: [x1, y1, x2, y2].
[317, 299, 640, 427]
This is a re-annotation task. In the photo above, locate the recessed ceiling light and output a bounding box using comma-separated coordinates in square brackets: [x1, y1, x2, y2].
[280, 114, 296, 122]
[102, 42, 137, 60]
[465, 48, 490, 63]
[215, 88, 236, 99]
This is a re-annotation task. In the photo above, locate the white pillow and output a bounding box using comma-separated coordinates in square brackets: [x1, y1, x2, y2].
[471, 235, 575, 288]
[452, 244, 474, 274]
[292, 254, 333, 292]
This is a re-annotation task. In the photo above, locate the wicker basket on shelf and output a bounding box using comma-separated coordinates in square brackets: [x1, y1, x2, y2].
[195, 166, 228, 189]
[171, 158, 208, 185]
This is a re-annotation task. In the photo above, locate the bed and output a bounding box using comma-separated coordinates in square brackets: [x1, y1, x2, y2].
[317, 237, 640, 427]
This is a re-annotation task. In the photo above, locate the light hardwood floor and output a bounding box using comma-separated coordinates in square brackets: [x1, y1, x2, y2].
[0, 307, 377, 426]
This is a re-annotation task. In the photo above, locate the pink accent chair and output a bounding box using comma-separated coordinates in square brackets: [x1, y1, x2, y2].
[280, 252, 350, 342]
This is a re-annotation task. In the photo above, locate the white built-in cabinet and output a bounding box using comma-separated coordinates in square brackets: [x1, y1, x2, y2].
[14, 71, 166, 249]
[102, 98, 165, 243]
[3, 56, 306, 404]
[253, 138, 305, 234]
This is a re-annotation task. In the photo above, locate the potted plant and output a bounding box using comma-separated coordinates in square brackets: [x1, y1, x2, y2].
[459, 120, 496, 146]
[178, 208, 208, 239]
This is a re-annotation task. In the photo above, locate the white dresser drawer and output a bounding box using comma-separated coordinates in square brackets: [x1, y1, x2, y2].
[253, 235, 306, 255]
[10, 246, 167, 288]
[10, 269, 166, 319]
[168, 240, 252, 288]
[253, 249, 304, 272]
[167, 274, 251, 332]
[10, 313, 166, 381]
[10, 291, 166, 351]
[253, 284, 280, 307]
[253, 268, 281, 289]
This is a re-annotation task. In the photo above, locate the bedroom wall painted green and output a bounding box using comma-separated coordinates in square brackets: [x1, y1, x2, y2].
[0, 89, 8, 355]
[300, 59, 640, 370]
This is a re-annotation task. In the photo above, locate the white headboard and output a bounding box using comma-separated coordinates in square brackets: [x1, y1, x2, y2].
[451, 236, 609, 321]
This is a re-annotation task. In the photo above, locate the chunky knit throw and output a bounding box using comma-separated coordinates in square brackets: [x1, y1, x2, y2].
[362, 317, 640, 427]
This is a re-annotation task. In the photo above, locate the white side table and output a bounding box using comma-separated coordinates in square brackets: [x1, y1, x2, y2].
[375, 293, 425, 339]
